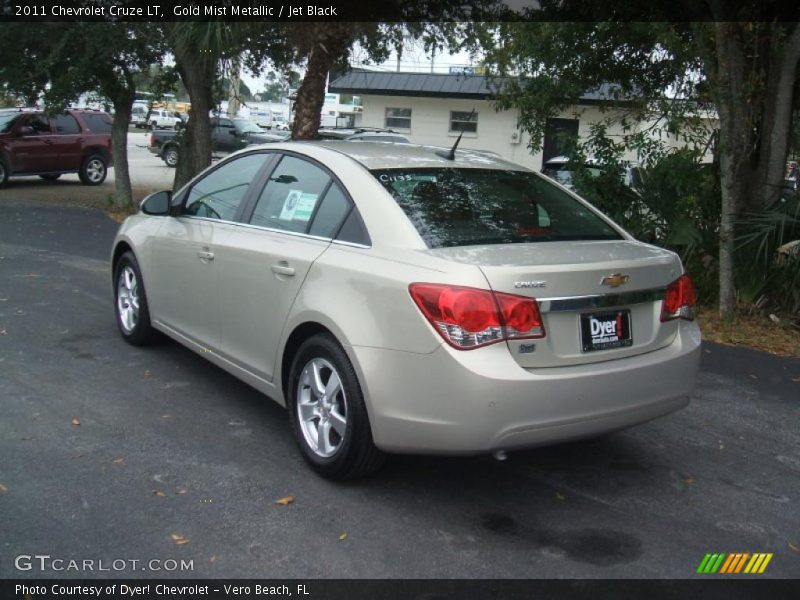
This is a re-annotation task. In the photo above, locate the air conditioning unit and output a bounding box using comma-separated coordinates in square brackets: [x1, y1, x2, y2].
[510, 130, 521, 144]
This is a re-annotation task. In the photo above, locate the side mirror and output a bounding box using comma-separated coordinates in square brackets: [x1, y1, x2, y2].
[230, 129, 238, 136]
[17, 126, 35, 136]
[141, 190, 172, 216]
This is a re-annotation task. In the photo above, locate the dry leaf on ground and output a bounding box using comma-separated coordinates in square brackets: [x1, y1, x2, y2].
[112, 458, 124, 465]
[171, 533, 189, 545]
[71, 418, 80, 426]
[275, 496, 294, 506]
[338, 533, 348, 541]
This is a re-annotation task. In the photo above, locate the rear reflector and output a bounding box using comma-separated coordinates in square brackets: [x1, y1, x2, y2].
[409, 283, 545, 349]
[661, 274, 697, 321]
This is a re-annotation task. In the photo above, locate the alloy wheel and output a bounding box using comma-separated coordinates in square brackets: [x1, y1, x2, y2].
[296, 358, 348, 458]
[116, 265, 139, 334]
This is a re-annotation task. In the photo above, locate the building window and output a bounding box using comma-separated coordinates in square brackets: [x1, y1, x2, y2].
[449, 111, 478, 134]
[385, 108, 411, 130]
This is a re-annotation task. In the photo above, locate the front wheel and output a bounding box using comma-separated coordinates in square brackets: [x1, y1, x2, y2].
[79, 154, 107, 185]
[114, 251, 157, 346]
[287, 334, 384, 480]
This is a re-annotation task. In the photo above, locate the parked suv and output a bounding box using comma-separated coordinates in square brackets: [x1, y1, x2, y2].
[0, 108, 114, 186]
[147, 109, 181, 130]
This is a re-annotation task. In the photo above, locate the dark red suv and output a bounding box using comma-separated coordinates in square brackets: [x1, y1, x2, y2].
[0, 108, 114, 187]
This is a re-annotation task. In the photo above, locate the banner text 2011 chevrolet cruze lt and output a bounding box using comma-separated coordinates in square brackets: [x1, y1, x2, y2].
[111, 142, 701, 480]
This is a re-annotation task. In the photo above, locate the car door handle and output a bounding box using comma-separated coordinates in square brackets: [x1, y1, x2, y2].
[197, 250, 215, 262]
[271, 262, 295, 277]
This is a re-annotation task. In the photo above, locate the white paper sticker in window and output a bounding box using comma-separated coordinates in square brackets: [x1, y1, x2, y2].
[279, 189, 318, 222]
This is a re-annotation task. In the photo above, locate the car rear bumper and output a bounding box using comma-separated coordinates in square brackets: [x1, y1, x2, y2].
[350, 321, 701, 454]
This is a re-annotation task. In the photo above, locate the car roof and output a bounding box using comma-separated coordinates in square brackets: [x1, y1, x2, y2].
[303, 140, 530, 171]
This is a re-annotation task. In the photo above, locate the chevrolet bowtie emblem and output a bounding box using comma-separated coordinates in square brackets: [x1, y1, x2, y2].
[601, 273, 630, 287]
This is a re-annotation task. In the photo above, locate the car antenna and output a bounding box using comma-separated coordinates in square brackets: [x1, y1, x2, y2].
[435, 108, 475, 160]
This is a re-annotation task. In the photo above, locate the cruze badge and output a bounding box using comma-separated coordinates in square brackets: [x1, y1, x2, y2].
[601, 273, 630, 287]
[514, 281, 547, 289]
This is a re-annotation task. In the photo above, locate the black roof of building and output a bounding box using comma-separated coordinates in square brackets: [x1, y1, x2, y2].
[328, 68, 628, 104]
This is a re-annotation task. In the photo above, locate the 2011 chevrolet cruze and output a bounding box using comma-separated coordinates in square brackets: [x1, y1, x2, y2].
[111, 141, 701, 480]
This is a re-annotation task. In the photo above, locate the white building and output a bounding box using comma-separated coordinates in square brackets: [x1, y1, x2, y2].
[329, 68, 716, 170]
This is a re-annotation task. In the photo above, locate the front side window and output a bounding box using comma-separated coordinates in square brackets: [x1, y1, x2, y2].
[249, 156, 331, 234]
[371, 168, 622, 248]
[385, 108, 411, 130]
[449, 111, 478, 134]
[184, 153, 269, 221]
[24, 115, 51, 134]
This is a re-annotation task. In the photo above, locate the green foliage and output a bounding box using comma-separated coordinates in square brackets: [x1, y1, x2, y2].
[563, 135, 721, 304]
[735, 192, 800, 316]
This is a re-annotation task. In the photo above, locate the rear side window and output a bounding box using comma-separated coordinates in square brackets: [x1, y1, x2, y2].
[81, 113, 112, 133]
[184, 153, 269, 221]
[249, 156, 331, 233]
[53, 114, 81, 134]
[371, 168, 622, 248]
[307, 184, 350, 238]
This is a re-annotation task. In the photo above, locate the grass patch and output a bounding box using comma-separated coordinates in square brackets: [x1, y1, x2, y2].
[697, 306, 800, 357]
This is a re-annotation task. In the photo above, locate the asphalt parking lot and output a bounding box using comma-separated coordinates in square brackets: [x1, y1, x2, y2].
[0, 196, 798, 579]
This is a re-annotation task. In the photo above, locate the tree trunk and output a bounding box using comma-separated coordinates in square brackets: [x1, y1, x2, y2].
[748, 24, 800, 211]
[173, 49, 215, 190]
[709, 22, 750, 318]
[706, 21, 800, 317]
[110, 96, 134, 209]
[291, 24, 354, 140]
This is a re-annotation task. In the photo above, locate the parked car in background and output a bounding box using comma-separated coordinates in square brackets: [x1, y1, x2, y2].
[0, 108, 113, 186]
[345, 131, 410, 143]
[147, 109, 181, 130]
[112, 141, 700, 480]
[542, 155, 642, 191]
[131, 104, 149, 129]
[147, 116, 287, 167]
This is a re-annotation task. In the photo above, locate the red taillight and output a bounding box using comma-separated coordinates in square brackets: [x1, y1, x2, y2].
[661, 274, 697, 322]
[409, 283, 545, 349]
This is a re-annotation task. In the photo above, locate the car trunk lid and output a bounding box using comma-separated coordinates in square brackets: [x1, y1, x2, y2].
[424, 240, 683, 367]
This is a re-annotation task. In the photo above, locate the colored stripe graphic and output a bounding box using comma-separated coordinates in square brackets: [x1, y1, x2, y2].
[700, 552, 774, 574]
[719, 554, 736, 574]
[698, 553, 727, 573]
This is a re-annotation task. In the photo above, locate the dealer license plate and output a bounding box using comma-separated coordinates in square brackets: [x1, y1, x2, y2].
[580, 310, 633, 352]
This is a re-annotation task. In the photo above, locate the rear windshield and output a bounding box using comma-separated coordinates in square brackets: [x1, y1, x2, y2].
[371, 168, 622, 248]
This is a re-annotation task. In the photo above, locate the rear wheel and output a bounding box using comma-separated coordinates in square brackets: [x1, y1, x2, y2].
[287, 334, 384, 480]
[163, 146, 179, 168]
[79, 154, 107, 185]
[114, 251, 157, 346]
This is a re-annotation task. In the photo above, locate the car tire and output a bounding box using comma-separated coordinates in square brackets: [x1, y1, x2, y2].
[0, 158, 8, 187]
[287, 334, 385, 481]
[78, 154, 107, 185]
[163, 146, 179, 168]
[113, 251, 157, 346]
[39, 174, 61, 181]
